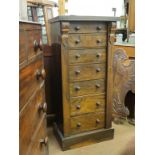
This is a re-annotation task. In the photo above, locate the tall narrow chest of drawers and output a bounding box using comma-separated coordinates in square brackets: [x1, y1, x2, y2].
[19, 21, 48, 155]
[49, 16, 118, 150]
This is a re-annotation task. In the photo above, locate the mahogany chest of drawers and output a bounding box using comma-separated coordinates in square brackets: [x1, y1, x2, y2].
[19, 21, 48, 155]
[49, 16, 118, 150]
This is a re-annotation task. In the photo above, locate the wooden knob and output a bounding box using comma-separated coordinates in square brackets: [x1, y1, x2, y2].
[96, 68, 101, 72]
[77, 123, 81, 128]
[96, 119, 100, 124]
[96, 39, 101, 44]
[96, 26, 102, 30]
[75, 54, 80, 59]
[76, 104, 81, 110]
[34, 40, 39, 51]
[40, 136, 48, 145]
[96, 84, 100, 88]
[75, 40, 80, 44]
[75, 70, 80, 75]
[75, 26, 80, 31]
[96, 102, 101, 107]
[36, 69, 46, 80]
[38, 102, 47, 113]
[75, 86, 80, 91]
[96, 53, 101, 58]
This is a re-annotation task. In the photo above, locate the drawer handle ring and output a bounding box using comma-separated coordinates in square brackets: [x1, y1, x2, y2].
[36, 69, 46, 80]
[40, 136, 48, 145]
[38, 102, 47, 113]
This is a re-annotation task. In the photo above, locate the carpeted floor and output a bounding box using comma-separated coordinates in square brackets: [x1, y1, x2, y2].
[47, 121, 135, 155]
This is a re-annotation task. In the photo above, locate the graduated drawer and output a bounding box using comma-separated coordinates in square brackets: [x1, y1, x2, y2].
[26, 116, 48, 155]
[69, 49, 106, 64]
[67, 21, 107, 33]
[70, 112, 105, 134]
[70, 79, 105, 97]
[19, 57, 46, 110]
[67, 33, 106, 48]
[69, 63, 106, 81]
[70, 94, 105, 116]
[19, 88, 47, 155]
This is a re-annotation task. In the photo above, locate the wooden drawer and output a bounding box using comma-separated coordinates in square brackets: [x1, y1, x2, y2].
[26, 116, 48, 155]
[70, 79, 105, 97]
[19, 57, 45, 110]
[71, 112, 105, 134]
[67, 33, 106, 48]
[19, 87, 46, 155]
[69, 49, 106, 64]
[66, 22, 107, 33]
[69, 63, 106, 81]
[70, 94, 105, 116]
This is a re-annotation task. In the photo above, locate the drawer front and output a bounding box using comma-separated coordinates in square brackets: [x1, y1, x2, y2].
[19, 30, 27, 65]
[67, 34, 106, 48]
[69, 63, 106, 81]
[69, 49, 106, 64]
[26, 117, 48, 155]
[70, 79, 105, 97]
[68, 22, 107, 33]
[70, 94, 105, 116]
[19, 57, 45, 110]
[19, 88, 46, 155]
[70, 112, 105, 134]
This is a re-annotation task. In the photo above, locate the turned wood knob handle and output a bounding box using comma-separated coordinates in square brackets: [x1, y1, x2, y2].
[34, 40, 39, 51]
[96, 102, 101, 107]
[75, 70, 80, 75]
[77, 123, 81, 128]
[36, 69, 46, 80]
[96, 84, 101, 88]
[96, 26, 102, 30]
[75, 86, 81, 91]
[96, 53, 101, 58]
[75, 26, 80, 31]
[96, 68, 101, 72]
[40, 136, 48, 145]
[75, 54, 80, 59]
[96, 39, 101, 44]
[75, 39, 80, 44]
[76, 104, 81, 110]
[96, 119, 100, 124]
[38, 102, 47, 113]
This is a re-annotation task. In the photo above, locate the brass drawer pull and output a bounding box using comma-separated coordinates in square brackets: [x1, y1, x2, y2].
[40, 136, 48, 145]
[96, 102, 101, 107]
[38, 102, 47, 113]
[75, 39, 80, 44]
[96, 39, 101, 44]
[76, 104, 81, 110]
[75, 26, 80, 31]
[75, 70, 81, 75]
[96, 53, 101, 58]
[36, 69, 46, 80]
[96, 68, 101, 72]
[96, 119, 100, 124]
[95, 84, 101, 88]
[75, 54, 80, 59]
[77, 123, 81, 128]
[75, 86, 81, 91]
[96, 26, 102, 30]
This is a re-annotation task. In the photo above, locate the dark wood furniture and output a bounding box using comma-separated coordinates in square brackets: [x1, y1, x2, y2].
[49, 15, 118, 150]
[108, 43, 135, 124]
[19, 21, 48, 155]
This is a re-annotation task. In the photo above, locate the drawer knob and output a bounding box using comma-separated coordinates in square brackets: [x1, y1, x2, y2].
[75, 40, 80, 44]
[96, 119, 100, 124]
[77, 123, 81, 128]
[96, 53, 101, 58]
[96, 68, 101, 72]
[96, 26, 102, 30]
[96, 84, 101, 88]
[96, 39, 101, 44]
[76, 104, 81, 110]
[75, 26, 80, 31]
[36, 69, 46, 80]
[38, 102, 47, 113]
[34, 40, 39, 51]
[75, 70, 81, 75]
[40, 136, 48, 145]
[75, 54, 80, 59]
[96, 102, 101, 107]
[75, 86, 81, 91]
[39, 39, 43, 51]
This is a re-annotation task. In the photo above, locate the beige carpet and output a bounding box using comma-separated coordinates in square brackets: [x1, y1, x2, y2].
[47, 121, 135, 155]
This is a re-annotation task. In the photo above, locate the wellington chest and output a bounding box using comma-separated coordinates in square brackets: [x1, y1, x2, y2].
[49, 16, 118, 150]
[19, 21, 48, 155]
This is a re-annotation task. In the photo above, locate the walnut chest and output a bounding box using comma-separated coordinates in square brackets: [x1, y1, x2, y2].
[49, 16, 118, 150]
[19, 21, 48, 155]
